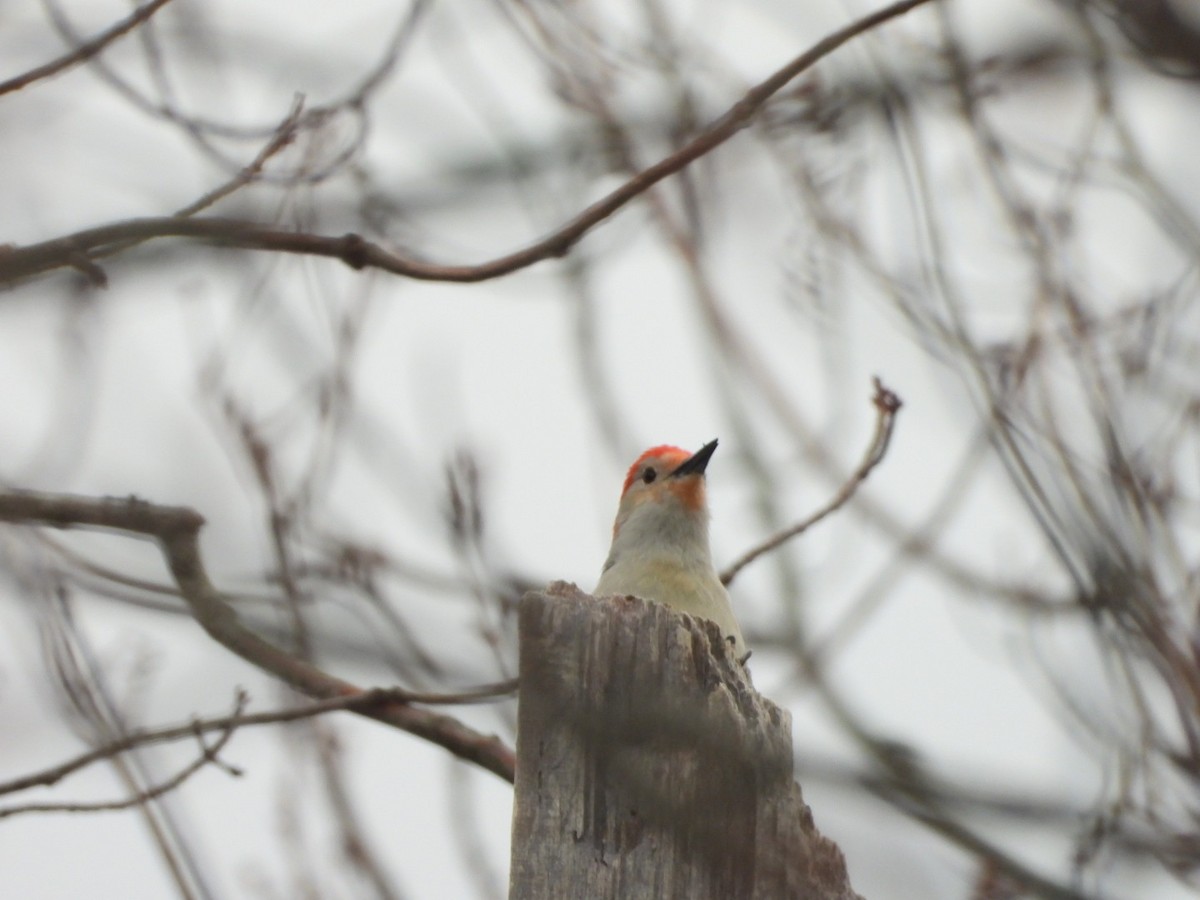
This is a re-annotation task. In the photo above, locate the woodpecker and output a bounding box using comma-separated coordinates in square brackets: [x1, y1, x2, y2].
[595, 439, 747, 661]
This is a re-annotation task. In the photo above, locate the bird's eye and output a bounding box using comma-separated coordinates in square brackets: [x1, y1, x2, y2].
[641, 467, 657, 484]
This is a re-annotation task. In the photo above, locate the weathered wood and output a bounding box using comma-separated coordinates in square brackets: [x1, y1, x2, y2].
[510, 582, 862, 899]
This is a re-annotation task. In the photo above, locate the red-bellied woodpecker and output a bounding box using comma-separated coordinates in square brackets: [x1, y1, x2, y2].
[594, 439, 747, 661]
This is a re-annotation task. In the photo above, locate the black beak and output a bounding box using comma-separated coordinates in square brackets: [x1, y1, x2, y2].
[670, 439, 718, 478]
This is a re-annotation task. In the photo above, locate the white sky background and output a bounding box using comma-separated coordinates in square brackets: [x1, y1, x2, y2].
[0, 0, 1197, 897]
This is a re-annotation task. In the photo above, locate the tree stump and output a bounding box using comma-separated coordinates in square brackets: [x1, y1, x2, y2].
[509, 582, 862, 899]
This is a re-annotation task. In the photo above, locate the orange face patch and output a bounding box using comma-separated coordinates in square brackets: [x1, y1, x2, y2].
[663, 471, 707, 513]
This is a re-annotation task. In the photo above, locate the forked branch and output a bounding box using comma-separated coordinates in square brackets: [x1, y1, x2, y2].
[0, 491, 517, 782]
[0, 0, 934, 288]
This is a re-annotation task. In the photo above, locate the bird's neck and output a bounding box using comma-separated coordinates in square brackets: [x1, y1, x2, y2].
[607, 503, 712, 570]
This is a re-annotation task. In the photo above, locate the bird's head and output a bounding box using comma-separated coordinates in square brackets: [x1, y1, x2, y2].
[611, 439, 717, 540]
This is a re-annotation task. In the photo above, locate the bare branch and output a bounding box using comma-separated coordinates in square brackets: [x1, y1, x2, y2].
[722, 378, 903, 586]
[172, 97, 307, 217]
[0, 0, 934, 289]
[0, 681, 517, 799]
[0, 690, 246, 820]
[0, 0, 176, 97]
[0, 490, 518, 782]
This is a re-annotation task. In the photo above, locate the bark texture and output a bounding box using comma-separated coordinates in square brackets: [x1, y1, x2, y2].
[510, 582, 862, 899]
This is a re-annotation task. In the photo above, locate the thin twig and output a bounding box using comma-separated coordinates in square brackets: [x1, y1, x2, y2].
[0, 0, 176, 97]
[721, 378, 903, 586]
[0, 681, 518, 799]
[172, 97, 306, 218]
[0, 691, 247, 819]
